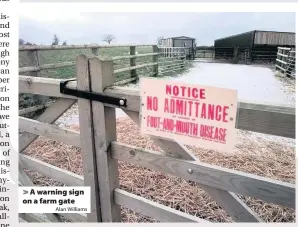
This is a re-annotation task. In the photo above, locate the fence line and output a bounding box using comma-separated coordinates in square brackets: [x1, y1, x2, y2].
[19, 44, 187, 80]
[157, 47, 187, 75]
[19, 44, 155, 51]
[19, 153, 206, 222]
[19, 44, 190, 116]
[275, 47, 296, 78]
[196, 48, 214, 59]
[19, 75, 295, 139]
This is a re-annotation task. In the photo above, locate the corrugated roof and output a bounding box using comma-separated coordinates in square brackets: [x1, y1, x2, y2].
[162, 36, 196, 40]
[215, 30, 295, 42]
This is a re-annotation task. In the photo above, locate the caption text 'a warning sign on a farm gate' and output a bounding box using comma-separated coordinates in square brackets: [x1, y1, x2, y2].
[140, 78, 238, 152]
[19, 187, 90, 214]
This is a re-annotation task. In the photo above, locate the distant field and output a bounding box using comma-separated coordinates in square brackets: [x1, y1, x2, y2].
[19, 45, 193, 110]
[19, 46, 193, 82]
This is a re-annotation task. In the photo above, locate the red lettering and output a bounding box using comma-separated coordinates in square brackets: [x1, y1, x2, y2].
[181, 86, 186, 96]
[214, 127, 219, 140]
[192, 88, 198, 98]
[215, 105, 222, 121]
[176, 120, 182, 132]
[201, 103, 206, 119]
[170, 99, 175, 113]
[200, 124, 213, 139]
[163, 118, 175, 132]
[198, 104, 229, 123]
[165, 85, 206, 99]
[166, 85, 172, 95]
[147, 96, 158, 111]
[176, 99, 184, 115]
[200, 89, 206, 99]
[223, 106, 229, 122]
[146, 116, 161, 128]
[173, 86, 179, 96]
[208, 104, 214, 120]
[164, 98, 169, 113]
[176, 120, 198, 136]
[193, 124, 198, 136]
[164, 98, 198, 117]
[195, 102, 200, 117]
[188, 101, 193, 116]
[200, 124, 227, 142]
[220, 128, 227, 142]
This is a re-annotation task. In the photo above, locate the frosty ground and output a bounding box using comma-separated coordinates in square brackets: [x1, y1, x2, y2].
[22, 62, 296, 222]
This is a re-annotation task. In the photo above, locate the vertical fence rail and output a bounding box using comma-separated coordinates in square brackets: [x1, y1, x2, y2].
[89, 58, 122, 222]
[276, 47, 296, 78]
[26, 50, 45, 105]
[233, 47, 239, 64]
[157, 47, 188, 75]
[152, 45, 159, 77]
[91, 47, 99, 56]
[76, 55, 102, 222]
[130, 46, 137, 78]
[286, 50, 296, 77]
[195, 48, 214, 59]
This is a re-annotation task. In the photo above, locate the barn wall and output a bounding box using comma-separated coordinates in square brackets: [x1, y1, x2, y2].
[254, 31, 295, 46]
[173, 39, 193, 48]
[251, 45, 278, 62]
[214, 31, 254, 48]
[214, 30, 296, 63]
[161, 38, 173, 47]
[160, 37, 196, 59]
[173, 39, 195, 58]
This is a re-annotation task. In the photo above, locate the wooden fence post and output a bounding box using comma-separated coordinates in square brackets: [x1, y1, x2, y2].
[76, 55, 102, 222]
[26, 50, 46, 105]
[233, 47, 239, 64]
[130, 46, 137, 78]
[89, 57, 121, 222]
[91, 47, 99, 56]
[275, 47, 280, 71]
[152, 45, 159, 77]
[285, 49, 293, 78]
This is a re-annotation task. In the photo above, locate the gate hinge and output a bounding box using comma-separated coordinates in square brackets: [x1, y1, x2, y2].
[60, 79, 127, 108]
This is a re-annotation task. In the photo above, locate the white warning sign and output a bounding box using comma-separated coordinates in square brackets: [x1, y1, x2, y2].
[19, 187, 90, 213]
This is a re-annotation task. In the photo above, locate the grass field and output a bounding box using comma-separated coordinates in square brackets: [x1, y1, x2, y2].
[19, 45, 193, 110]
[19, 46, 193, 82]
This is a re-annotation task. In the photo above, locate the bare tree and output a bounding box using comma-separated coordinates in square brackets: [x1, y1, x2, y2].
[62, 40, 67, 45]
[102, 34, 115, 44]
[52, 34, 59, 45]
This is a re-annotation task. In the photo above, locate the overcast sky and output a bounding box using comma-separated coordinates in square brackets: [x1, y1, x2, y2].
[19, 12, 296, 46]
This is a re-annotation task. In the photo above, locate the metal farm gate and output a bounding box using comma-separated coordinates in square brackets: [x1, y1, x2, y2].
[276, 47, 296, 78]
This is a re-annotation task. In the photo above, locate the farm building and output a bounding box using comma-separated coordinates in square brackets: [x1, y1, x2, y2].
[160, 36, 196, 59]
[214, 30, 296, 62]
